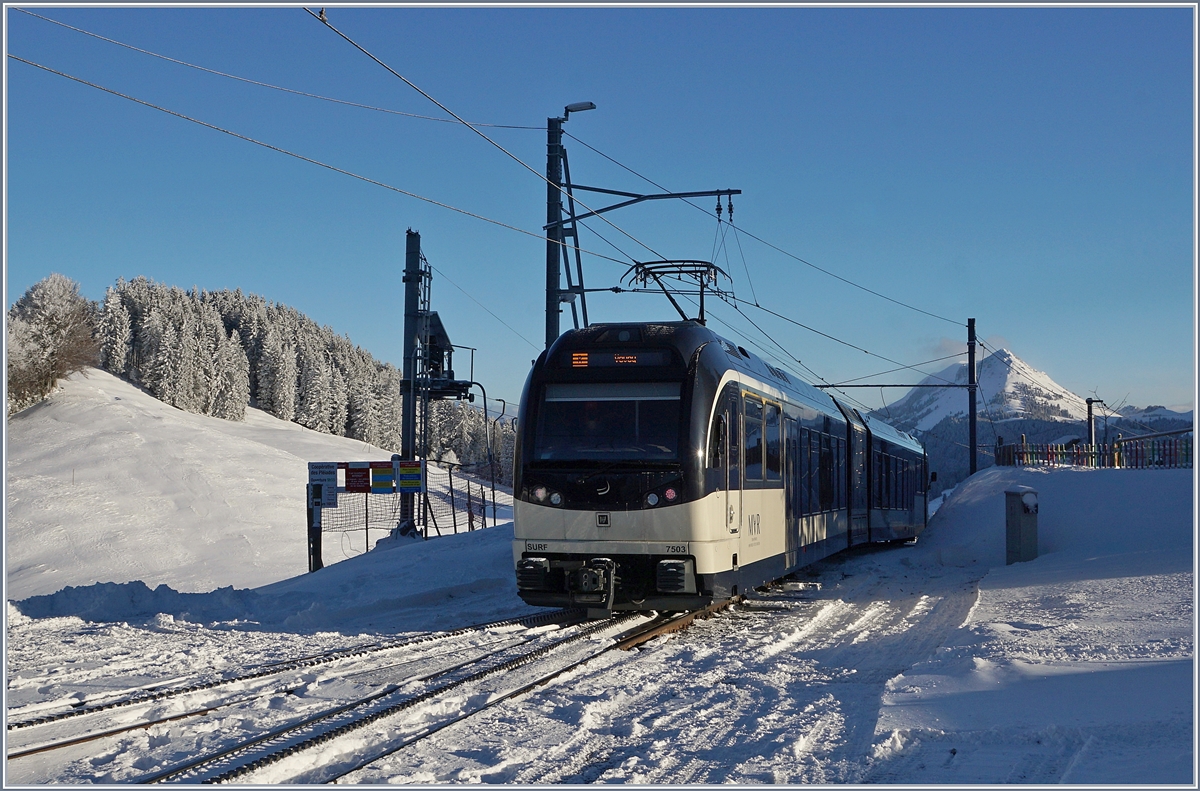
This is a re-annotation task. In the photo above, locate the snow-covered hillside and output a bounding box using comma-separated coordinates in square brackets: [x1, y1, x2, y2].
[5, 368, 405, 600]
[881, 348, 1090, 432]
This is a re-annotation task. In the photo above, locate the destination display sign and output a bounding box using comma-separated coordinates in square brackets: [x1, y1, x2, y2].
[566, 349, 673, 368]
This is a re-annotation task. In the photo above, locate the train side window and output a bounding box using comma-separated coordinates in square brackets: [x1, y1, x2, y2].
[886, 455, 894, 509]
[765, 403, 782, 482]
[808, 429, 819, 513]
[819, 433, 834, 511]
[708, 413, 725, 470]
[873, 449, 882, 506]
[787, 418, 800, 514]
[744, 396, 764, 483]
[836, 438, 846, 509]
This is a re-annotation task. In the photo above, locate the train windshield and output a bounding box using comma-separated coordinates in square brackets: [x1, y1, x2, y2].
[533, 382, 682, 462]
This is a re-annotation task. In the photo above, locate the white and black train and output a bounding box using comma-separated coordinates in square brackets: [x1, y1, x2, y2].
[513, 321, 929, 612]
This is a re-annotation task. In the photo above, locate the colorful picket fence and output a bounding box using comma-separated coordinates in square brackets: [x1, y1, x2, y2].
[995, 436, 1192, 469]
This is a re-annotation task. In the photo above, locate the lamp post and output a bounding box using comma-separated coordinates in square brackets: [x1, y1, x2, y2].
[546, 101, 596, 350]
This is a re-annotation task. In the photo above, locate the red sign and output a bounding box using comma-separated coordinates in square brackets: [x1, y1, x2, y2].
[345, 465, 371, 493]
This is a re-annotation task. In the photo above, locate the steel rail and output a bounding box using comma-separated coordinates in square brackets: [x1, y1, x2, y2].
[8, 608, 578, 732]
[6, 633, 533, 762]
[325, 603, 736, 783]
[137, 614, 632, 784]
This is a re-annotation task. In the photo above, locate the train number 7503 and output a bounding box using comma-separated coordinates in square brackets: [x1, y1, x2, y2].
[664, 545, 687, 554]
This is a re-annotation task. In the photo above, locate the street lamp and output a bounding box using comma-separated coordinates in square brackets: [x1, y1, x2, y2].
[564, 101, 596, 119]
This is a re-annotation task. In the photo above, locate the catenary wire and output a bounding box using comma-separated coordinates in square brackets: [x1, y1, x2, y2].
[13, 8, 543, 130]
[715, 299, 879, 413]
[7, 55, 631, 270]
[304, 7, 672, 264]
[977, 339, 1168, 437]
[826, 352, 968, 387]
[25, 5, 963, 334]
[974, 338, 1151, 432]
[723, 294, 958, 385]
[563, 130, 963, 327]
[428, 264, 540, 353]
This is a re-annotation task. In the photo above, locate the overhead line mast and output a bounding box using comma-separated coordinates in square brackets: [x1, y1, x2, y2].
[543, 102, 740, 349]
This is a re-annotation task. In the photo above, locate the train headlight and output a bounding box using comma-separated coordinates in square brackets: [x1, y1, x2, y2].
[549, 492, 563, 506]
[533, 486, 548, 502]
[664, 487, 678, 502]
[646, 493, 660, 506]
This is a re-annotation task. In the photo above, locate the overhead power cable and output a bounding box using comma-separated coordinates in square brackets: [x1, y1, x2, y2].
[303, 7, 671, 264]
[563, 130, 963, 327]
[702, 301, 876, 414]
[8, 54, 630, 270]
[723, 294, 957, 386]
[827, 352, 968, 387]
[975, 338, 1110, 420]
[13, 7, 542, 130]
[428, 264, 540, 353]
[25, 5, 963, 333]
[974, 338, 1168, 439]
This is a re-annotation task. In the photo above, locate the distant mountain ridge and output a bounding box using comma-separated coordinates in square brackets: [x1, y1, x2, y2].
[867, 348, 1191, 495]
[876, 348, 1091, 433]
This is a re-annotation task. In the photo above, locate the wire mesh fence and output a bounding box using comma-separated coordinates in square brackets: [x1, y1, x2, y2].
[317, 461, 514, 543]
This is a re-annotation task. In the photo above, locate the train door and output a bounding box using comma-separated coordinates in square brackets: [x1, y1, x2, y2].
[723, 389, 742, 539]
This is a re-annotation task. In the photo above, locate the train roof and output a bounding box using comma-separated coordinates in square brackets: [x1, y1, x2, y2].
[861, 414, 924, 454]
[549, 321, 924, 453]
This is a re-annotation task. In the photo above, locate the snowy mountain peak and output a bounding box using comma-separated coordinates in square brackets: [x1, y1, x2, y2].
[876, 348, 1090, 433]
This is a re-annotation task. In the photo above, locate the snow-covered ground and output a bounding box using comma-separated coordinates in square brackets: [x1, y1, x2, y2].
[4, 370, 1195, 784]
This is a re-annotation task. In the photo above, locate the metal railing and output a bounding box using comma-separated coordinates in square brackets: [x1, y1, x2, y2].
[995, 435, 1192, 470]
[421, 463, 514, 536]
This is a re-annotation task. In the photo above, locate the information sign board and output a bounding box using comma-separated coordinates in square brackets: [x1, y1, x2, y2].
[308, 462, 338, 508]
[345, 462, 371, 493]
[370, 467, 395, 494]
[397, 460, 425, 493]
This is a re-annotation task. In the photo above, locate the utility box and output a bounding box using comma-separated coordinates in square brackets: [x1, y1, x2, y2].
[1005, 486, 1038, 565]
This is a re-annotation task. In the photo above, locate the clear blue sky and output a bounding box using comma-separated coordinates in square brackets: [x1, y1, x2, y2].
[6, 5, 1195, 413]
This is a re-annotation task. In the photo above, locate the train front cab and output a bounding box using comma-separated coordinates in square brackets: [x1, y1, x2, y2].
[513, 323, 719, 613]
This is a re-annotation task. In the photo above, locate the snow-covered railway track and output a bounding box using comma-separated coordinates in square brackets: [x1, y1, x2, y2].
[73, 604, 721, 785]
[326, 601, 737, 785]
[136, 613, 645, 784]
[5, 631, 536, 763]
[6, 609, 577, 734]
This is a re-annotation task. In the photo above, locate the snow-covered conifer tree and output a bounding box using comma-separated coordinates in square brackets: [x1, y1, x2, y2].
[98, 285, 132, 377]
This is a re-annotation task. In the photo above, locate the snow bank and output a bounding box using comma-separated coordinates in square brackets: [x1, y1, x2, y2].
[872, 465, 1193, 784]
[920, 465, 1192, 568]
[11, 521, 536, 634]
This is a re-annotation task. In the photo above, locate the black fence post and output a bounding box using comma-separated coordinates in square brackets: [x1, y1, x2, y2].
[307, 484, 323, 573]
